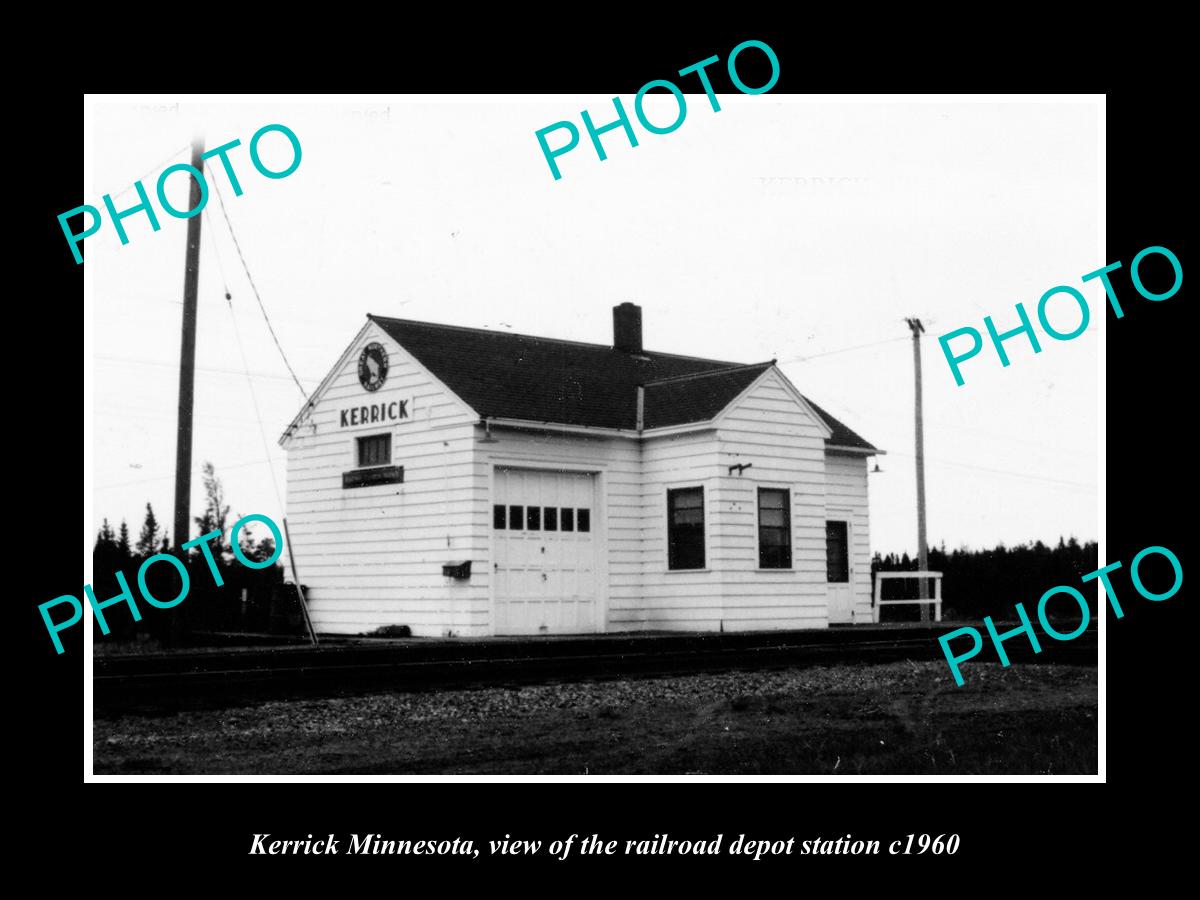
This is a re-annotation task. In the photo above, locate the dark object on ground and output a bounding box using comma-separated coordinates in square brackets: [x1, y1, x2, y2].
[367, 625, 413, 638]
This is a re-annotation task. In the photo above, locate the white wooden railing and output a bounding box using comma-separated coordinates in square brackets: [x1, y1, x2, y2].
[873, 571, 943, 623]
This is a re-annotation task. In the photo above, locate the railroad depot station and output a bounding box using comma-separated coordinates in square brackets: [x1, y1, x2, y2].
[280, 303, 881, 637]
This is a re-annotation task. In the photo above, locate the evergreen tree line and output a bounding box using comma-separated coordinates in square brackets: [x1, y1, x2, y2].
[871, 537, 1099, 621]
[92, 462, 287, 645]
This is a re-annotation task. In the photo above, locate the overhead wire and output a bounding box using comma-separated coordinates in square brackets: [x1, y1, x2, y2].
[96, 458, 276, 491]
[885, 449, 1096, 491]
[203, 207, 288, 516]
[95, 174, 301, 532]
[205, 185, 309, 619]
[102, 143, 191, 203]
[778, 334, 910, 364]
[208, 173, 309, 402]
[775, 329, 1096, 460]
[96, 354, 313, 384]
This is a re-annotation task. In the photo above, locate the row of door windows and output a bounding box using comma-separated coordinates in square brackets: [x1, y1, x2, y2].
[494, 504, 591, 533]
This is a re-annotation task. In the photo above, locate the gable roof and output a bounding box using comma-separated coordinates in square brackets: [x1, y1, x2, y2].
[805, 398, 879, 452]
[642, 364, 775, 430]
[365, 314, 878, 450]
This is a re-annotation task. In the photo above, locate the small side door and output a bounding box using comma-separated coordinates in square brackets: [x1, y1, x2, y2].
[826, 518, 853, 624]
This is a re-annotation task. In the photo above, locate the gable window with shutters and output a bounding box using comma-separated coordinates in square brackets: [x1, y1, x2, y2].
[757, 487, 792, 569]
[667, 486, 706, 570]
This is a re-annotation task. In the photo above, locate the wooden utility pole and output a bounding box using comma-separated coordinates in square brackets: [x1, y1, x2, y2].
[905, 317, 930, 622]
[173, 137, 205, 548]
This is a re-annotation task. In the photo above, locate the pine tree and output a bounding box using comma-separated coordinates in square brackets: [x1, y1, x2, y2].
[193, 461, 231, 557]
[95, 518, 116, 552]
[136, 503, 161, 557]
[117, 520, 132, 559]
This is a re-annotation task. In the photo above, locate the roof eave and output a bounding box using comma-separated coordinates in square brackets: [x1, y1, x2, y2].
[481, 415, 725, 439]
[278, 320, 374, 447]
[481, 416, 638, 437]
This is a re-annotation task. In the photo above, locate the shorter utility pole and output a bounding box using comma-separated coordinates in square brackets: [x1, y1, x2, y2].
[906, 317, 930, 622]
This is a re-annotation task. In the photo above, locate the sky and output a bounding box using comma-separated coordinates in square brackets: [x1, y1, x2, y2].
[86, 96, 1100, 557]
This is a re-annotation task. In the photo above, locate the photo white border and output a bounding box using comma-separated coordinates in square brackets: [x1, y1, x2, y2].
[82, 92, 1107, 784]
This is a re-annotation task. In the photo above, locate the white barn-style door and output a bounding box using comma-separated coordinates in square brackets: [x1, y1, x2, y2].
[492, 468, 599, 635]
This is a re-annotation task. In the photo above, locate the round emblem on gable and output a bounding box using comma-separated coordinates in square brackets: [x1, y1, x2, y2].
[358, 343, 389, 392]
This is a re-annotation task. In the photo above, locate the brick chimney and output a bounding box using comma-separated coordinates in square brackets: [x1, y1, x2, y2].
[613, 302, 643, 354]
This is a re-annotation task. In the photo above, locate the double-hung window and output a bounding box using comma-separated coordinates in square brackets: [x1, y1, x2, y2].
[758, 488, 792, 569]
[667, 487, 705, 570]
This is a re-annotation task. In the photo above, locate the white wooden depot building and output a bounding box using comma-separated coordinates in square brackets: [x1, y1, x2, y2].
[280, 304, 882, 637]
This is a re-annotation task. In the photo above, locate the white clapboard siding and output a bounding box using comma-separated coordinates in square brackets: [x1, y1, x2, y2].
[710, 370, 831, 629]
[824, 451, 873, 619]
[284, 322, 486, 636]
[633, 430, 722, 630]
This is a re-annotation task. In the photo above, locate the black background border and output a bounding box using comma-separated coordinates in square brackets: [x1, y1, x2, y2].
[19, 24, 1189, 881]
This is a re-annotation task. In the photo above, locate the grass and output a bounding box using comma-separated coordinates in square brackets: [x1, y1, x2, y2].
[93, 660, 1096, 775]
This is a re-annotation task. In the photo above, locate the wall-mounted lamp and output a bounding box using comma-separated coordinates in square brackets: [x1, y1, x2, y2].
[872, 463, 884, 473]
[728, 462, 753, 476]
[479, 418, 499, 444]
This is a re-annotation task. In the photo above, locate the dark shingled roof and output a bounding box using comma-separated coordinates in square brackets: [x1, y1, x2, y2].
[367, 315, 878, 451]
[642, 364, 774, 430]
[805, 398, 879, 452]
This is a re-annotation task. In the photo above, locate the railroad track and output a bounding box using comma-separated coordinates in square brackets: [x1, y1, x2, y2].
[93, 627, 1097, 714]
